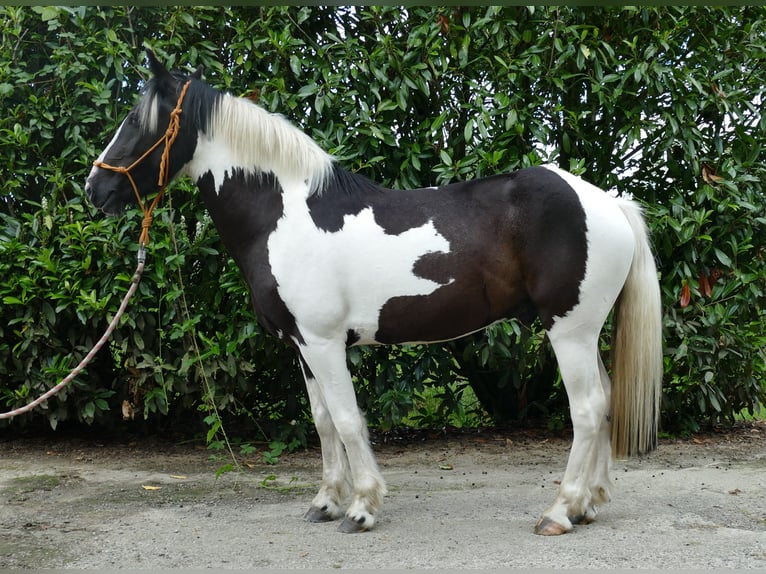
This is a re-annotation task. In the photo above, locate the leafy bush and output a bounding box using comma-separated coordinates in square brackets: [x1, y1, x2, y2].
[654, 161, 766, 431]
[1, 6, 764, 440]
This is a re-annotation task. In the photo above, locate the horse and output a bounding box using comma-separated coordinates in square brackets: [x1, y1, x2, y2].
[85, 51, 663, 536]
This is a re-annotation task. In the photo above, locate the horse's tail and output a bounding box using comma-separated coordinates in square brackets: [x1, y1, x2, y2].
[610, 199, 663, 458]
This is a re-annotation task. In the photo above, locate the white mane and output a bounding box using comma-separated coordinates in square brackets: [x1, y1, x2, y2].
[206, 94, 335, 195]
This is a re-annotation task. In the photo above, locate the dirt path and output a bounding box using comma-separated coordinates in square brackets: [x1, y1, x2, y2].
[1, 424, 765, 569]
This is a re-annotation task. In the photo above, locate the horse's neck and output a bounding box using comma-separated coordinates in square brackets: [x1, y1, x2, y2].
[196, 172, 285, 263]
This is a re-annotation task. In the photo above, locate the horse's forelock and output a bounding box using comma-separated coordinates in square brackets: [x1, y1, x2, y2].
[135, 73, 214, 136]
[136, 86, 160, 134]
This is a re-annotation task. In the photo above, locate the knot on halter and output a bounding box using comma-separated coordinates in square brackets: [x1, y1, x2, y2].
[139, 211, 153, 247]
[158, 104, 185, 188]
[93, 80, 192, 248]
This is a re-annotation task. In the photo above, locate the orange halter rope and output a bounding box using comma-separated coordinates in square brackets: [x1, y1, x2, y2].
[93, 79, 192, 247]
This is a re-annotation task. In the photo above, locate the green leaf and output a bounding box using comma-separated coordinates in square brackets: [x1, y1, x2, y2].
[35, 6, 60, 21]
[296, 84, 317, 98]
[42, 302, 56, 326]
[133, 331, 145, 351]
[463, 121, 472, 142]
[290, 55, 302, 77]
[215, 463, 234, 479]
[714, 248, 732, 267]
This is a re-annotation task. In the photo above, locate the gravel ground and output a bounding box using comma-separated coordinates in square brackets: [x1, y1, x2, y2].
[0, 424, 764, 569]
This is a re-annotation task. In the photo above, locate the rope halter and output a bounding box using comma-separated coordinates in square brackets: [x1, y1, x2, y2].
[93, 79, 192, 247]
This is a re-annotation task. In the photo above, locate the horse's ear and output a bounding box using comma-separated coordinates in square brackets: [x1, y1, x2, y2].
[146, 48, 172, 82]
[192, 65, 204, 80]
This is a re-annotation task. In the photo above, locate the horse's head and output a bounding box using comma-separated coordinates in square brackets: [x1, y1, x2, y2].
[86, 50, 203, 214]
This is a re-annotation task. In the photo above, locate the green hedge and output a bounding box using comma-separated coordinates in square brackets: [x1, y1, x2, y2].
[1, 6, 764, 438]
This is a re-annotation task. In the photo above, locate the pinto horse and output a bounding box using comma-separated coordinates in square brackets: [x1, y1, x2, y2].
[86, 52, 663, 535]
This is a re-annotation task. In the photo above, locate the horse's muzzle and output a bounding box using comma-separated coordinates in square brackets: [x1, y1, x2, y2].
[85, 167, 125, 215]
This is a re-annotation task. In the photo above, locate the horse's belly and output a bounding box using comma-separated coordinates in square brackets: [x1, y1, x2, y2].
[369, 274, 532, 345]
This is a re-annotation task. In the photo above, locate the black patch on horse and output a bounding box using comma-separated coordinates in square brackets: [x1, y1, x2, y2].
[507, 167, 589, 328]
[306, 165, 384, 232]
[346, 329, 360, 347]
[373, 167, 588, 342]
[196, 169, 305, 345]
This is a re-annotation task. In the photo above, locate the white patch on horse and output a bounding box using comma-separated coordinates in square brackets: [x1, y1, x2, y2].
[86, 120, 127, 186]
[268, 181, 453, 344]
[541, 164, 634, 329]
[183, 133, 237, 193]
[93, 120, 126, 164]
[181, 94, 333, 195]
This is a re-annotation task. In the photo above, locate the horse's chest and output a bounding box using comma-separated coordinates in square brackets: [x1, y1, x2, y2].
[265, 203, 453, 342]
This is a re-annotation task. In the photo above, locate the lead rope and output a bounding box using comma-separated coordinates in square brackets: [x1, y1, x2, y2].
[0, 81, 192, 421]
[0, 248, 146, 420]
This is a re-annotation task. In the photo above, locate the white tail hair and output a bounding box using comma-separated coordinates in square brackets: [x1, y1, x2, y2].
[611, 199, 663, 458]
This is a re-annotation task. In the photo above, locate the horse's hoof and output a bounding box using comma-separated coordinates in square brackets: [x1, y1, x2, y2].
[534, 516, 570, 536]
[338, 515, 369, 533]
[304, 505, 336, 523]
[568, 513, 586, 525]
[569, 513, 595, 525]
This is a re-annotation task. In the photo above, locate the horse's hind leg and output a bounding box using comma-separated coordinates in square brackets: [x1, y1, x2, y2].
[566, 353, 614, 527]
[300, 359, 350, 523]
[535, 327, 611, 536]
[299, 338, 386, 533]
[591, 353, 614, 509]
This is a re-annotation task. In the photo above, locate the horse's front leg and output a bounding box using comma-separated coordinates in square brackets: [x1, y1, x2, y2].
[299, 339, 387, 533]
[300, 358, 349, 523]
